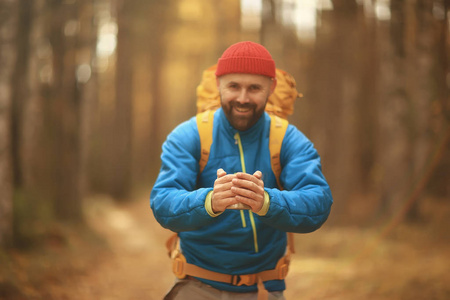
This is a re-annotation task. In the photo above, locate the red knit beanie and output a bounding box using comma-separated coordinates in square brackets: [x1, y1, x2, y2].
[215, 41, 276, 78]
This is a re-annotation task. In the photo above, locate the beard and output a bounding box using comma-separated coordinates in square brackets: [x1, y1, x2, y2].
[221, 99, 266, 131]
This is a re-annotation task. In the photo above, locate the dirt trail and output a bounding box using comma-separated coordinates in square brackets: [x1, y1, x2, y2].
[71, 196, 174, 300]
[46, 195, 450, 300]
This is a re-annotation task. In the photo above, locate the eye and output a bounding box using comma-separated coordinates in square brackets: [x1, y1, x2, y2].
[248, 85, 262, 92]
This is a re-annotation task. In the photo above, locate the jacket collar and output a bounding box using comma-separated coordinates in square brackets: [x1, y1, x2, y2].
[216, 108, 268, 141]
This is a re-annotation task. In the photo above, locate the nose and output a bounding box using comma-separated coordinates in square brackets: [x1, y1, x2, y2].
[236, 88, 249, 104]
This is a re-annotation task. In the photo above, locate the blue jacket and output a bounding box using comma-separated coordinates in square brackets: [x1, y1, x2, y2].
[150, 108, 333, 292]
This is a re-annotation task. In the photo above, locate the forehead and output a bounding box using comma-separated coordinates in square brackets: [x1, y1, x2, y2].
[218, 73, 271, 86]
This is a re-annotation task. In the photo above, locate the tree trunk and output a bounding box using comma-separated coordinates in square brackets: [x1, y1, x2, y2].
[9, 0, 52, 246]
[77, 0, 97, 200]
[306, 1, 360, 218]
[0, 0, 18, 246]
[111, 0, 133, 200]
[146, 0, 173, 178]
[355, 5, 378, 194]
[402, 0, 434, 219]
[49, 0, 83, 220]
[376, 0, 412, 216]
[10, 0, 33, 190]
[428, 0, 450, 198]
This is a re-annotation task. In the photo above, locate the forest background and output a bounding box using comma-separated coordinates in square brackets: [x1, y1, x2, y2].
[0, 0, 449, 299]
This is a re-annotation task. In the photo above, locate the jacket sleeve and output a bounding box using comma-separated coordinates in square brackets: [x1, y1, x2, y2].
[150, 118, 214, 232]
[260, 125, 333, 233]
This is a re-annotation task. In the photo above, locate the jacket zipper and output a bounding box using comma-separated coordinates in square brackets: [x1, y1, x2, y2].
[234, 133, 259, 253]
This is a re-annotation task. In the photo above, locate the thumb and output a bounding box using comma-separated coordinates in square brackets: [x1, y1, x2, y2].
[253, 170, 262, 179]
[217, 168, 227, 178]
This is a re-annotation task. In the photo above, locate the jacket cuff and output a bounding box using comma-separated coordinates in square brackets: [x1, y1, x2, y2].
[256, 191, 270, 216]
[205, 191, 223, 217]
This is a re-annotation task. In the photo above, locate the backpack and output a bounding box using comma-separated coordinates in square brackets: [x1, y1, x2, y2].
[196, 64, 301, 189]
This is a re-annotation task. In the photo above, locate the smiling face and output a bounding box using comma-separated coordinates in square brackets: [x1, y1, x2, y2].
[217, 73, 277, 131]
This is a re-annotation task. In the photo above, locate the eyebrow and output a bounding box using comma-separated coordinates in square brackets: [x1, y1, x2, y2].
[226, 81, 263, 89]
[249, 83, 263, 89]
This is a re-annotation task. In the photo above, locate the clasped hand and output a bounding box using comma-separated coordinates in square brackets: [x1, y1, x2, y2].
[211, 168, 264, 213]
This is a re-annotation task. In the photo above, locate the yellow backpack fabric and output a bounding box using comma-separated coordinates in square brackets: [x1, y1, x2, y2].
[196, 64, 301, 119]
[195, 65, 301, 190]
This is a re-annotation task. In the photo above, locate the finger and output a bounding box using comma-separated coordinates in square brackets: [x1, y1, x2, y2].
[232, 177, 263, 191]
[212, 194, 238, 212]
[214, 188, 236, 199]
[231, 186, 262, 199]
[215, 174, 236, 186]
[253, 170, 262, 179]
[235, 172, 264, 187]
[233, 193, 263, 212]
[217, 168, 227, 178]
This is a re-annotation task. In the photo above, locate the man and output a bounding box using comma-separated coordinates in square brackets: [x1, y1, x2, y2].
[150, 41, 333, 300]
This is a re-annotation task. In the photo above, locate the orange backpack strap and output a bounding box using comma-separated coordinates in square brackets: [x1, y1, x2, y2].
[269, 114, 289, 190]
[167, 233, 292, 286]
[268, 115, 295, 254]
[196, 110, 215, 173]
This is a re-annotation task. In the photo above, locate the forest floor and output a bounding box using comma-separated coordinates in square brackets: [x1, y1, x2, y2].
[1, 193, 449, 300]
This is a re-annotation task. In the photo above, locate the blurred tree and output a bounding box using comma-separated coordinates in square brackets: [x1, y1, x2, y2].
[376, 0, 448, 219]
[48, 0, 84, 220]
[376, 0, 411, 216]
[145, 0, 173, 179]
[78, 0, 99, 199]
[261, 0, 282, 58]
[111, 0, 134, 200]
[428, 0, 450, 198]
[10, 0, 48, 245]
[257, 0, 448, 223]
[0, 0, 18, 246]
[404, 0, 439, 218]
[10, 0, 31, 191]
[214, 0, 241, 55]
[86, 0, 117, 196]
[303, 0, 360, 218]
[354, 4, 378, 196]
[8, 0, 95, 226]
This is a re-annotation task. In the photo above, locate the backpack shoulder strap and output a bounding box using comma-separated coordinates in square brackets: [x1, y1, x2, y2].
[269, 114, 289, 190]
[196, 110, 215, 173]
[268, 115, 295, 254]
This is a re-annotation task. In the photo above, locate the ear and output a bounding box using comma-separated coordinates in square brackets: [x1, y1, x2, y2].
[216, 76, 220, 90]
[269, 78, 277, 94]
